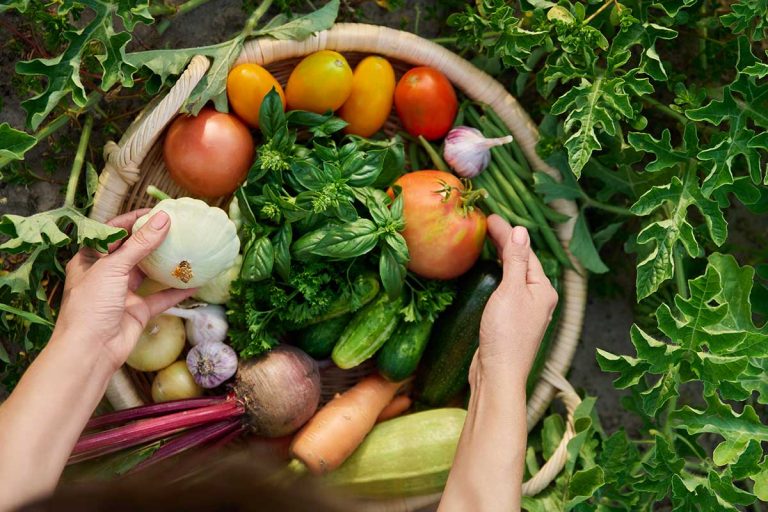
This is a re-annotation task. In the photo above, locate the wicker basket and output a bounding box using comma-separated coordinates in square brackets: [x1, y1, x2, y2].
[89, 23, 587, 509]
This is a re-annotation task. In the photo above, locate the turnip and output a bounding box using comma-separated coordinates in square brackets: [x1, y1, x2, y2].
[71, 345, 321, 468]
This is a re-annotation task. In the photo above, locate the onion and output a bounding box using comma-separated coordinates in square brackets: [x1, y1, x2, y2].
[126, 315, 186, 372]
[152, 361, 204, 403]
[234, 345, 321, 437]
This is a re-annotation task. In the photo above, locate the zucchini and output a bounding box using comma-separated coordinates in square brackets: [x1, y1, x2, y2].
[526, 271, 562, 395]
[325, 408, 466, 497]
[332, 293, 403, 369]
[415, 262, 502, 407]
[376, 319, 432, 381]
[300, 273, 380, 327]
[294, 314, 351, 359]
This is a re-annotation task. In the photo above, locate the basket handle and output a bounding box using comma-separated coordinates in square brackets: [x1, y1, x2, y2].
[522, 364, 581, 496]
[89, 55, 210, 410]
[89, 54, 210, 224]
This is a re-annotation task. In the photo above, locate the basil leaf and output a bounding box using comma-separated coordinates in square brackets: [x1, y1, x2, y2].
[379, 245, 407, 299]
[353, 187, 391, 226]
[291, 225, 334, 260]
[312, 219, 380, 258]
[259, 88, 287, 140]
[273, 224, 292, 280]
[291, 160, 329, 191]
[241, 236, 274, 282]
[384, 233, 410, 264]
[286, 110, 347, 136]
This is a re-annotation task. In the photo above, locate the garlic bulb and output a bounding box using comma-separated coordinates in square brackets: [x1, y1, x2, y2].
[165, 304, 228, 346]
[443, 126, 514, 178]
[132, 198, 240, 289]
[186, 342, 238, 389]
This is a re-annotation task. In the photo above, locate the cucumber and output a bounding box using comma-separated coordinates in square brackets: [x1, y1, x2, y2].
[325, 408, 467, 497]
[332, 294, 403, 369]
[300, 273, 380, 328]
[294, 314, 351, 359]
[415, 262, 502, 407]
[376, 319, 432, 381]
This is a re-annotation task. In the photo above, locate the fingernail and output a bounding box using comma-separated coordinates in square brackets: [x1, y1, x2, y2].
[149, 211, 169, 229]
[511, 227, 528, 245]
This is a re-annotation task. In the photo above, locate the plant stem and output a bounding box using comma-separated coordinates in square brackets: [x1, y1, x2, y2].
[243, 0, 274, 35]
[64, 116, 93, 208]
[584, 0, 615, 25]
[418, 136, 449, 172]
[148, 0, 213, 17]
[147, 185, 172, 201]
[641, 96, 690, 126]
[584, 197, 634, 216]
[85, 396, 227, 431]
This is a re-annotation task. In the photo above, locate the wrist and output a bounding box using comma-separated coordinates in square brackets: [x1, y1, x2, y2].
[48, 326, 119, 381]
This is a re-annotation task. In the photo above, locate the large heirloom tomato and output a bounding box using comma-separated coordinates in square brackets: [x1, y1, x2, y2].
[390, 171, 486, 280]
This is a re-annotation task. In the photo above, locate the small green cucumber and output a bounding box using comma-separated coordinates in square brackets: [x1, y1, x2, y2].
[332, 294, 403, 369]
[376, 319, 433, 381]
[293, 314, 352, 359]
[325, 408, 467, 497]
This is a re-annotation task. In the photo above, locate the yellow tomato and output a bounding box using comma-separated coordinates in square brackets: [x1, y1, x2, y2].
[338, 56, 395, 137]
[227, 63, 285, 128]
[285, 50, 353, 113]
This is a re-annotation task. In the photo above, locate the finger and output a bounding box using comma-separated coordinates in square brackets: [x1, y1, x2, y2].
[526, 247, 549, 285]
[107, 211, 170, 274]
[143, 287, 198, 317]
[106, 209, 152, 253]
[490, 222, 531, 286]
[486, 214, 512, 258]
[128, 267, 147, 292]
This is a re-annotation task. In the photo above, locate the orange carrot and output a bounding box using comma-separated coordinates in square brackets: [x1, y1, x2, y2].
[290, 373, 403, 474]
[376, 394, 412, 423]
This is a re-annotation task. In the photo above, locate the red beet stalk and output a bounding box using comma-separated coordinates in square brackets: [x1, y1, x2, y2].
[129, 419, 244, 473]
[70, 400, 244, 464]
[85, 397, 227, 431]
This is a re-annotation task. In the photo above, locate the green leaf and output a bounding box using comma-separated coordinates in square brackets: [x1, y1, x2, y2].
[0, 206, 126, 254]
[0, 303, 54, 328]
[566, 466, 605, 507]
[241, 236, 274, 282]
[252, 0, 339, 41]
[569, 211, 609, 273]
[533, 171, 583, 202]
[312, 219, 380, 258]
[627, 124, 698, 173]
[0, 123, 37, 164]
[379, 245, 407, 299]
[272, 224, 292, 281]
[259, 89, 288, 139]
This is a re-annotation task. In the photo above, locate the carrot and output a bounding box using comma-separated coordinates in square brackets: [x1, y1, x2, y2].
[290, 373, 404, 474]
[376, 394, 412, 423]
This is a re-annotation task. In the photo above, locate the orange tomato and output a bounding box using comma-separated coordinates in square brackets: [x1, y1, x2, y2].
[227, 63, 285, 128]
[285, 50, 353, 113]
[338, 56, 395, 137]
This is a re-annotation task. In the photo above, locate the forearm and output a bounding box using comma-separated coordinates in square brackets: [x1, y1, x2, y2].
[0, 329, 114, 510]
[438, 365, 528, 512]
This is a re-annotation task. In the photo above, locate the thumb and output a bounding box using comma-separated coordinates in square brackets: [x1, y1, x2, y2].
[108, 211, 170, 274]
[499, 226, 531, 285]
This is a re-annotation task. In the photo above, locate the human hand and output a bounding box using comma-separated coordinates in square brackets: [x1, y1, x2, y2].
[472, 215, 559, 390]
[55, 209, 195, 372]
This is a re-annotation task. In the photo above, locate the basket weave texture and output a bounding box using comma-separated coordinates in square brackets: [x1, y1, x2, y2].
[89, 23, 587, 508]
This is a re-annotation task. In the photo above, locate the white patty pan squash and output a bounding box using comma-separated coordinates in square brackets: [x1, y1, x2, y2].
[132, 198, 240, 289]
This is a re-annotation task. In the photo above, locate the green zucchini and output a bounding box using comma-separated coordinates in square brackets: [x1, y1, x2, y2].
[526, 271, 563, 395]
[376, 319, 432, 381]
[294, 314, 351, 359]
[325, 408, 467, 497]
[332, 294, 403, 369]
[415, 262, 502, 407]
[300, 273, 380, 327]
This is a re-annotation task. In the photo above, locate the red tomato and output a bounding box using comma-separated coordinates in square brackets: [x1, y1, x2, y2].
[163, 108, 254, 198]
[390, 171, 486, 280]
[394, 67, 458, 141]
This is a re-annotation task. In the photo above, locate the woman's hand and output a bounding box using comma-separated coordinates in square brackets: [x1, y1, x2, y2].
[473, 215, 559, 391]
[55, 209, 195, 371]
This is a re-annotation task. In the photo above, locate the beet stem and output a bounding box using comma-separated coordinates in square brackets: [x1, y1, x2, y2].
[85, 397, 227, 431]
[71, 400, 244, 462]
[129, 420, 242, 473]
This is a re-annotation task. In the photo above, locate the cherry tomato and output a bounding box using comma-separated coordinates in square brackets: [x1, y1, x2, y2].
[394, 67, 458, 141]
[389, 170, 486, 280]
[338, 56, 395, 137]
[163, 108, 254, 198]
[285, 50, 353, 113]
[227, 63, 285, 128]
